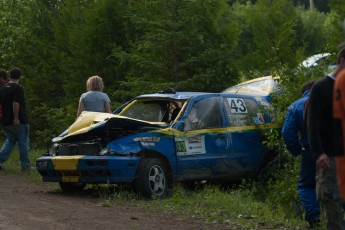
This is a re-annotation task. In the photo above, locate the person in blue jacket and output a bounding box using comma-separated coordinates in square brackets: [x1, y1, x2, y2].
[282, 80, 320, 228]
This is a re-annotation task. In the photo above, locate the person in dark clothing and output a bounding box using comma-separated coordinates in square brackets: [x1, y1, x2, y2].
[306, 44, 345, 229]
[0, 67, 30, 171]
[282, 80, 320, 228]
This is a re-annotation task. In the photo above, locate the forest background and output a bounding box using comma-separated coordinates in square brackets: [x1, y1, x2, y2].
[0, 0, 344, 149]
[1, 0, 345, 227]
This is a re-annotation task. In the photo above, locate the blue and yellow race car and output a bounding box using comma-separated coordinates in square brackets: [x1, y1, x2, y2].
[36, 90, 278, 198]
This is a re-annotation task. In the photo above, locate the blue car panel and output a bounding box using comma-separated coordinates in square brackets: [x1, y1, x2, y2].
[36, 91, 279, 198]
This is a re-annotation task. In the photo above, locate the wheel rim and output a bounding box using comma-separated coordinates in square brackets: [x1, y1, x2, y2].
[148, 165, 166, 195]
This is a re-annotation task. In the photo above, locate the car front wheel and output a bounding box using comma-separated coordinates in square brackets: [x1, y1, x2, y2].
[134, 158, 169, 199]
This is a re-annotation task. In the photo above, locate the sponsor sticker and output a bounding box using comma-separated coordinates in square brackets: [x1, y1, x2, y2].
[134, 137, 160, 146]
[175, 136, 206, 156]
[252, 113, 264, 125]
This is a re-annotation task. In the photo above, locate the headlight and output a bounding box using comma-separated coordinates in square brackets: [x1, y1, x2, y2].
[36, 161, 48, 169]
[47, 144, 59, 156]
[99, 147, 112, 156]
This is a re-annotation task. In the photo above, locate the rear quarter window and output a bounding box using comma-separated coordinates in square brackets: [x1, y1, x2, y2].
[223, 97, 265, 126]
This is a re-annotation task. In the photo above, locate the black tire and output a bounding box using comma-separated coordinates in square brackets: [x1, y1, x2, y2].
[134, 158, 169, 199]
[59, 182, 86, 193]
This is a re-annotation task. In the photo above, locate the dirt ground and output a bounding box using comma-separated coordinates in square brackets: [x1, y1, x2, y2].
[0, 172, 232, 230]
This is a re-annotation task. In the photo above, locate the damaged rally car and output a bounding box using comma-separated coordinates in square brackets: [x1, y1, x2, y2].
[36, 91, 279, 198]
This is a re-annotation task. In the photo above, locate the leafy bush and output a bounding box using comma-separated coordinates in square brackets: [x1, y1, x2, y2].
[255, 153, 300, 216]
[29, 103, 74, 149]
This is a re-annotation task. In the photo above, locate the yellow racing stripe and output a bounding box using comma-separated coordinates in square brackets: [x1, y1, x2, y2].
[52, 156, 84, 170]
[157, 123, 280, 136]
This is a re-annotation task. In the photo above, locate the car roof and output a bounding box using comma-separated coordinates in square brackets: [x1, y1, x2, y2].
[115, 91, 258, 114]
[136, 92, 214, 100]
[135, 91, 269, 102]
[113, 91, 271, 116]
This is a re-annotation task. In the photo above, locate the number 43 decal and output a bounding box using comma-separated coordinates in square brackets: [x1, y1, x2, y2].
[227, 98, 247, 113]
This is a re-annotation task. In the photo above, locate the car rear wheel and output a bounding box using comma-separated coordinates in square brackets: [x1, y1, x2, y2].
[59, 182, 86, 192]
[134, 158, 169, 199]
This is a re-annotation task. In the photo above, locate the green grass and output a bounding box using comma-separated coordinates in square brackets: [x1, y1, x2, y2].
[89, 182, 312, 229]
[124, 185, 307, 229]
[0, 145, 44, 181]
[2, 146, 325, 229]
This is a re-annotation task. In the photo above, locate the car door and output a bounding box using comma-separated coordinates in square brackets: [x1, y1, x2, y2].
[174, 96, 230, 181]
[222, 96, 268, 178]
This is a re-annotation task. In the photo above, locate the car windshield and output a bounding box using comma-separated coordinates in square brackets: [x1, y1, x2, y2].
[120, 99, 184, 122]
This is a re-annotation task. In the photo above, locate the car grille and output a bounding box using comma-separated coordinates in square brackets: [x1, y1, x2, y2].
[57, 142, 101, 156]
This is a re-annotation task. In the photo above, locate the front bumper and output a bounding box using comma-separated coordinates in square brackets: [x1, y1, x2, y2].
[36, 155, 141, 183]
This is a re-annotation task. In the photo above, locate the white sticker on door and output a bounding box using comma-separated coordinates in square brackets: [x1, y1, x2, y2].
[175, 136, 206, 156]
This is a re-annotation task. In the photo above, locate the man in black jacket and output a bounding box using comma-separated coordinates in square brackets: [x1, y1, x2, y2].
[0, 67, 30, 171]
[307, 44, 345, 229]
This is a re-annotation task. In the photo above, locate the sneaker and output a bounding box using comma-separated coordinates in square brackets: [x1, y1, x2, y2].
[307, 219, 320, 229]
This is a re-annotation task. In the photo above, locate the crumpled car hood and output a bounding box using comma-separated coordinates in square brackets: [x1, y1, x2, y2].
[53, 111, 166, 143]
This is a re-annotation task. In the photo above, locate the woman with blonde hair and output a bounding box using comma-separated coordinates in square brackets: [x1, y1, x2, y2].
[77, 75, 112, 116]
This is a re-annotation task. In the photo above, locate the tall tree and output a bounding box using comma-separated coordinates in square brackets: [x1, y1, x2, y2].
[63, 0, 133, 106]
[112, 0, 241, 100]
[0, 0, 30, 69]
[328, 0, 345, 48]
[294, 7, 329, 54]
[248, 0, 299, 74]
